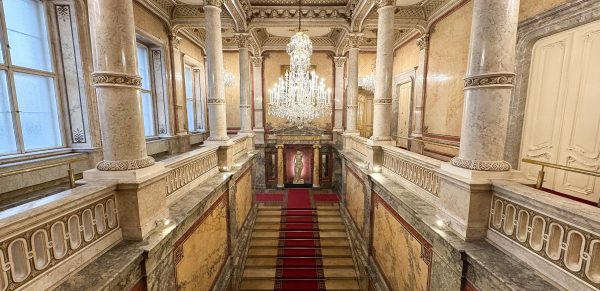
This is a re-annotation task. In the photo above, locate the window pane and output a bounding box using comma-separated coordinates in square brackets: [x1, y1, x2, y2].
[14, 72, 61, 150]
[4, 0, 52, 71]
[140, 92, 155, 136]
[0, 71, 17, 154]
[186, 99, 194, 131]
[136, 44, 151, 90]
[184, 66, 193, 98]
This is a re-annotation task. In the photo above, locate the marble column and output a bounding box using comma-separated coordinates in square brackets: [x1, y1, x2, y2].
[313, 145, 321, 188]
[450, 0, 520, 171]
[277, 144, 284, 188]
[345, 34, 362, 134]
[168, 34, 191, 154]
[88, 0, 154, 171]
[410, 33, 429, 153]
[371, 0, 395, 141]
[236, 33, 253, 133]
[333, 57, 346, 132]
[251, 56, 265, 144]
[204, 0, 229, 141]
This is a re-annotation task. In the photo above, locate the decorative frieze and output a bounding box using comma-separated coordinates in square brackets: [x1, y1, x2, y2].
[450, 157, 512, 171]
[0, 195, 119, 291]
[489, 195, 600, 289]
[91, 72, 142, 88]
[166, 151, 218, 196]
[96, 156, 155, 171]
[464, 73, 516, 89]
[374, 98, 393, 104]
[207, 98, 226, 104]
[382, 151, 440, 196]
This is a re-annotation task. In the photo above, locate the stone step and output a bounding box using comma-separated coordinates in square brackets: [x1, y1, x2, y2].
[252, 223, 345, 231]
[242, 267, 358, 279]
[249, 237, 350, 247]
[251, 230, 347, 239]
[243, 257, 356, 268]
[246, 247, 352, 258]
[239, 279, 360, 290]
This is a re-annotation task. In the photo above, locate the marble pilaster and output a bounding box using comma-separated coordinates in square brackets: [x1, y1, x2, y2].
[313, 145, 321, 188]
[450, 0, 520, 171]
[333, 57, 346, 132]
[88, 0, 154, 171]
[168, 34, 191, 154]
[409, 33, 429, 153]
[251, 56, 265, 144]
[236, 33, 253, 134]
[276, 144, 284, 188]
[344, 34, 361, 135]
[204, 0, 229, 141]
[371, 0, 395, 141]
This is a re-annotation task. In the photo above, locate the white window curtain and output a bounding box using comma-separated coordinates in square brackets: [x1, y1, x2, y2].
[0, 0, 63, 155]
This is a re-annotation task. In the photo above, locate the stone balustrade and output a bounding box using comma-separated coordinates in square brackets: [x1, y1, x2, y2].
[0, 184, 121, 291]
[381, 146, 442, 197]
[163, 146, 220, 203]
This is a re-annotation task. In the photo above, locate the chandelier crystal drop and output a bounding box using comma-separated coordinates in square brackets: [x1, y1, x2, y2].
[268, 0, 332, 128]
[224, 70, 235, 87]
[359, 64, 375, 93]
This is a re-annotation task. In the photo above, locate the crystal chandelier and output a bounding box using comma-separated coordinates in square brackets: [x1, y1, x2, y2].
[268, 0, 332, 128]
[224, 70, 235, 87]
[359, 64, 375, 93]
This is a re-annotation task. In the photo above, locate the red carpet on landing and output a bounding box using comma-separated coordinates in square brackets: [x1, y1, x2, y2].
[276, 188, 326, 291]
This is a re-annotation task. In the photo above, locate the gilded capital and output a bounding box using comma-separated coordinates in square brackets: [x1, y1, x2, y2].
[204, 0, 223, 7]
[235, 33, 251, 48]
[347, 33, 363, 48]
[416, 33, 429, 51]
[250, 56, 263, 67]
[334, 57, 347, 67]
[375, 0, 395, 9]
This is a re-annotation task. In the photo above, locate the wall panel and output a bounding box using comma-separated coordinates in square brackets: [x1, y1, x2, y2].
[235, 169, 252, 231]
[345, 167, 365, 232]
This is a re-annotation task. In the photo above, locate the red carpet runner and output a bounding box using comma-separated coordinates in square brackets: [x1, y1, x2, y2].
[275, 189, 326, 290]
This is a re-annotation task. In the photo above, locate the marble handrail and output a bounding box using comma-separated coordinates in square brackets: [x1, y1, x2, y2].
[162, 146, 219, 198]
[380, 145, 442, 197]
[0, 183, 121, 291]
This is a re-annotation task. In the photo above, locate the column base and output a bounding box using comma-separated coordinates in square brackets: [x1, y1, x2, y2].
[253, 128, 265, 144]
[441, 162, 525, 182]
[83, 164, 170, 241]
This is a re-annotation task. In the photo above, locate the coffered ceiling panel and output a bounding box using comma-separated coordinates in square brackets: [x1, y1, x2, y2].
[249, 0, 348, 6]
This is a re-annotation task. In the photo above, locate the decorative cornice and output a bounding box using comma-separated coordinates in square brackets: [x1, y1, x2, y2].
[334, 56, 347, 67]
[450, 157, 512, 171]
[464, 73, 516, 89]
[96, 156, 155, 171]
[416, 33, 429, 50]
[208, 98, 227, 104]
[205, 0, 224, 7]
[375, 0, 394, 9]
[250, 56, 263, 67]
[374, 98, 392, 104]
[347, 33, 363, 48]
[91, 72, 141, 88]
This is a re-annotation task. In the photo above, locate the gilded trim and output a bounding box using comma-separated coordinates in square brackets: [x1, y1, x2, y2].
[91, 72, 142, 88]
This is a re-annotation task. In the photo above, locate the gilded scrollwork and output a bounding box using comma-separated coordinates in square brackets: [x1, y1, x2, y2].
[464, 73, 516, 89]
[91, 72, 142, 88]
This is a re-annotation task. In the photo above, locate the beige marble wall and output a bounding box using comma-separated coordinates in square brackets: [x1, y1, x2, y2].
[132, 2, 168, 42]
[372, 195, 430, 291]
[424, 1, 473, 139]
[345, 168, 365, 231]
[179, 37, 204, 65]
[519, 0, 571, 21]
[263, 51, 334, 130]
[175, 194, 228, 290]
[393, 40, 419, 75]
[358, 52, 376, 78]
[224, 51, 241, 129]
[235, 169, 252, 231]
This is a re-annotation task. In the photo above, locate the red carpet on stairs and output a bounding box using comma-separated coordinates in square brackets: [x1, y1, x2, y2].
[276, 189, 326, 291]
[256, 193, 284, 203]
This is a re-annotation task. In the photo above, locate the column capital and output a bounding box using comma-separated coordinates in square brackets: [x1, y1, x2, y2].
[313, 144, 322, 149]
[416, 33, 429, 51]
[250, 56, 263, 67]
[234, 33, 252, 49]
[375, 0, 395, 9]
[169, 34, 182, 49]
[347, 33, 363, 48]
[204, 0, 223, 7]
[334, 56, 347, 67]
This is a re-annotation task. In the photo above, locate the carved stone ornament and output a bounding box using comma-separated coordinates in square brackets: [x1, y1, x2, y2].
[96, 156, 155, 171]
[464, 73, 515, 89]
[235, 33, 251, 48]
[374, 98, 393, 104]
[346, 105, 359, 109]
[170, 34, 182, 49]
[208, 98, 226, 104]
[334, 57, 347, 67]
[92, 72, 142, 88]
[375, 0, 395, 9]
[450, 157, 512, 171]
[416, 33, 429, 51]
[204, 0, 223, 7]
[347, 33, 363, 48]
[250, 56, 263, 67]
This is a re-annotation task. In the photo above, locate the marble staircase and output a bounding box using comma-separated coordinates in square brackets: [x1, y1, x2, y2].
[240, 203, 361, 290]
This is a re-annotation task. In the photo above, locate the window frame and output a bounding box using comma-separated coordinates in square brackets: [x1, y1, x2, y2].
[0, 0, 66, 157]
[135, 40, 159, 138]
[183, 56, 206, 133]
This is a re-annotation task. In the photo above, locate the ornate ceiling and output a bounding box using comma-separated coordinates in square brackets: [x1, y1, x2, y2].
[138, 0, 458, 55]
